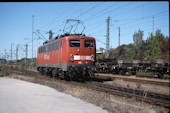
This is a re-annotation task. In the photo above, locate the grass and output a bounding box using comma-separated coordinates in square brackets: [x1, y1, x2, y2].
[136, 70, 155, 78]
[0, 68, 9, 77]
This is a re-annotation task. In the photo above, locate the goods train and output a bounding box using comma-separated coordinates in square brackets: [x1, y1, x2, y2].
[96, 58, 169, 78]
[36, 33, 96, 81]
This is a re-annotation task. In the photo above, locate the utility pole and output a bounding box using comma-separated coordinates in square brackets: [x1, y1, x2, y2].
[16, 45, 18, 63]
[4, 49, 6, 60]
[152, 17, 154, 34]
[106, 16, 110, 58]
[24, 44, 28, 67]
[118, 27, 120, 47]
[11, 43, 13, 61]
[32, 15, 34, 63]
[7, 55, 9, 61]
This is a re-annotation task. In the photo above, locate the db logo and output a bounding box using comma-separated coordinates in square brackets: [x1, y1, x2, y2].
[80, 56, 86, 60]
[44, 54, 50, 60]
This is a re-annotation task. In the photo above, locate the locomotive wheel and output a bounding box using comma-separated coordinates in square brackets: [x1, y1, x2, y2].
[39, 67, 44, 75]
[157, 72, 164, 78]
[81, 78, 85, 83]
[67, 70, 76, 81]
[132, 72, 136, 75]
[52, 69, 58, 79]
[119, 70, 125, 75]
[64, 72, 72, 81]
[44, 68, 48, 76]
[41, 68, 46, 75]
[47, 69, 52, 77]
[58, 70, 64, 80]
[88, 70, 93, 77]
[87, 70, 94, 81]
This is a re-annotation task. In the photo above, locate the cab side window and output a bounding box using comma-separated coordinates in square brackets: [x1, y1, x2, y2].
[84, 40, 94, 48]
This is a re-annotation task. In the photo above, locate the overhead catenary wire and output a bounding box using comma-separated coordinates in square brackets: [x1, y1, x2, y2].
[74, 2, 105, 19]
[122, 23, 169, 36]
[41, 2, 103, 31]
[29, 2, 153, 38]
[82, 2, 120, 22]
[83, 2, 131, 22]
[91, 13, 169, 36]
[83, 11, 166, 47]
[38, 2, 78, 30]
[110, 10, 169, 31]
[46, 2, 146, 36]
[47, 2, 118, 32]
[51, 2, 105, 31]
[120, 14, 168, 31]
[83, 2, 149, 35]
[112, 2, 150, 19]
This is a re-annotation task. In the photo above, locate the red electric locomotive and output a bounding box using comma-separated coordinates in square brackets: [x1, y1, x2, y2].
[37, 33, 96, 81]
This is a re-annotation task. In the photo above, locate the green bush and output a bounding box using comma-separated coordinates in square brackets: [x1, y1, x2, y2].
[0, 68, 8, 77]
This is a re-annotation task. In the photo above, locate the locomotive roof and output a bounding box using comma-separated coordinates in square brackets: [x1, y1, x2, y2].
[39, 33, 94, 47]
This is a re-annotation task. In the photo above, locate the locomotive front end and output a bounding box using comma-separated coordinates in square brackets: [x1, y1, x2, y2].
[66, 35, 96, 80]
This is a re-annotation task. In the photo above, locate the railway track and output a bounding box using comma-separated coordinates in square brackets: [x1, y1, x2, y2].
[95, 73, 170, 87]
[1, 65, 170, 108]
[86, 82, 170, 108]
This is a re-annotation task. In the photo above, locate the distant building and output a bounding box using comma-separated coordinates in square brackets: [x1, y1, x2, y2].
[96, 50, 105, 54]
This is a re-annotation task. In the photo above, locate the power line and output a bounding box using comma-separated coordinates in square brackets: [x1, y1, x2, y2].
[90, 2, 131, 21]
[50, 2, 119, 32]
[116, 14, 168, 30]
[42, 2, 103, 31]
[112, 2, 150, 19]
[121, 24, 169, 38]
[82, 3, 141, 36]
[85, 4, 167, 36]
[51, 2, 105, 31]
[74, 2, 105, 19]
[39, 3, 78, 29]
[110, 10, 169, 31]
[84, 2, 119, 20]
[96, 39, 106, 45]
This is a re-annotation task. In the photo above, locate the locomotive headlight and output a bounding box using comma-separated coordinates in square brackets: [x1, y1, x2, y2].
[91, 54, 95, 62]
[70, 54, 74, 62]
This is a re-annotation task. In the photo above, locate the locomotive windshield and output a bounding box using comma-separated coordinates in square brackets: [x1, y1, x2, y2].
[70, 40, 80, 47]
[84, 40, 94, 48]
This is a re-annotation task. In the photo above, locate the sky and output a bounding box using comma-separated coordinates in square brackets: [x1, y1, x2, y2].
[0, 1, 169, 60]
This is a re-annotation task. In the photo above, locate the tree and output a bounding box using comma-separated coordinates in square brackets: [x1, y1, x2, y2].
[100, 29, 168, 61]
[118, 46, 125, 60]
[144, 29, 165, 61]
[122, 44, 136, 60]
[161, 36, 169, 60]
[133, 29, 144, 60]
